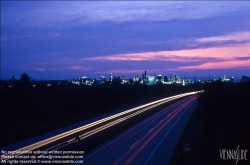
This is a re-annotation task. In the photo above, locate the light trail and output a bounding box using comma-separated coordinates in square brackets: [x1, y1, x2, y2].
[0, 91, 202, 161]
[114, 97, 196, 164]
[125, 97, 196, 164]
[80, 96, 195, 164]
[78, 97, 178, 140]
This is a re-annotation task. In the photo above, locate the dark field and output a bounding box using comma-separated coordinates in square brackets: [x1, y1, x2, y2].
[170, 81, 250, 165]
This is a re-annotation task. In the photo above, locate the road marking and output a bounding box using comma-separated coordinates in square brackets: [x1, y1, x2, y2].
[130, 142, 138, 149]
[46, 142, 64, 151]
[144, 101, 197, 165]
[79, 95, 199, 164]
[81, 98, 181, 162]
[148, 128, 154, 133]
[4, 93, 201, 163]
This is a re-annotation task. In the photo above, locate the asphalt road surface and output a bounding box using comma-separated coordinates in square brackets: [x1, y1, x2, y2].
[78, 95, 198, 165]
[1, 92, 200, 165]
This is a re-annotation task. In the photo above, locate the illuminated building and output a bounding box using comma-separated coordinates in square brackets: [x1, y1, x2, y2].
[99, 76, 106, 84]
[147, 76, 156, 85]
[171, 73, 182, 84]
[79, 76, 87, 85]
[121, 74, 128, 84]
[156, 74, 163, 85]
[79, 76, 93, 85]
[184, 79, 192, 85]
[157, 74, 162, 81]
[72, 81, 80, 85]
[221, 75, 231, 82]
[110, 73, 112, 82]
[134, 75, 140, 82]
[143, 75, 156, 85]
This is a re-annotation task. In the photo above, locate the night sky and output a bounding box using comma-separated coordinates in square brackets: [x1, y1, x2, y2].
[1, 1, 250, 80]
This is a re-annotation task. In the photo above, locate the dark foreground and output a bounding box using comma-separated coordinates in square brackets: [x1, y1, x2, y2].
[1, 84, 199, 147]
[170, 81, 250, 165]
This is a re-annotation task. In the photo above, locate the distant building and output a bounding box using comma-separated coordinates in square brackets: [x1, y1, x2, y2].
[122, 73, 125, 80]
[110, 73, 112, 82]
[230, 77, 234, 82]
[221, 75, 231, 82]
[157, 74, 162, 81]
[79, 76, 92, 85]
[79, 76, 87, 85]
[223, 75, 226, 81]
[134, 75, 140, 82]
[121, 74, 128, 84]
[172, 73, 182, 84]
[183, 79, 192, 85]
[72, 81, 80, 85]
[112, 76, 121, 84]
[241, 75, 250, 82]
[164, 76, 168, 82]
[143, 75, 156, 85]
[156, 74, 163, 85]
[99, 76, 106, 84]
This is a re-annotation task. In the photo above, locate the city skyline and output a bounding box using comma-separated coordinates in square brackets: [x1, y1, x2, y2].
[1, 1, 250, 80]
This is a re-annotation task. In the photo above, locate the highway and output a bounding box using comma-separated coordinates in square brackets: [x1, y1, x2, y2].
[78, 95, 198, 165]
[0, 91, 201, 163]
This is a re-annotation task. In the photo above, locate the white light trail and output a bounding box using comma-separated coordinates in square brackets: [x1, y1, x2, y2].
[0, 91, 202, 161]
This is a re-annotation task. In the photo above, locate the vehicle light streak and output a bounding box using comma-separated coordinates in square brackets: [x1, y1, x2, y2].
[0, 91, 202, 161]
[113, 97, 196, 164]
[78, 97, 177, 140]
[82, 96, 195, 164]
[125, 97, 195, 164]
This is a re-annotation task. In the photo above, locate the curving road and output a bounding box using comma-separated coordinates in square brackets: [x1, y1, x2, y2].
[1, 92, 200, 163]
[79, 95, 198, 165]
[1, 92, 201, 164]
